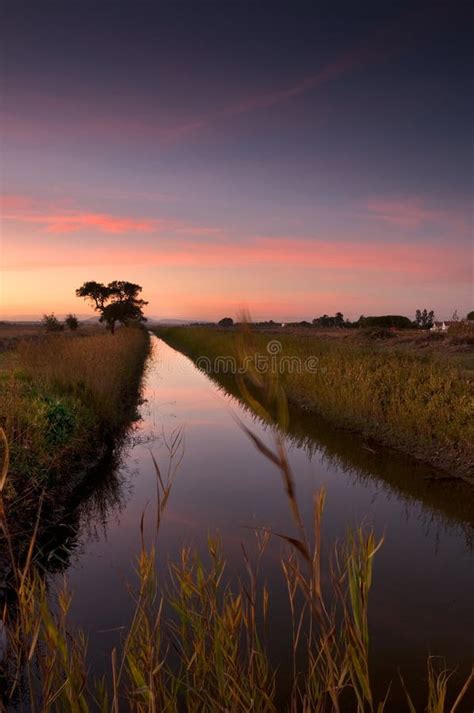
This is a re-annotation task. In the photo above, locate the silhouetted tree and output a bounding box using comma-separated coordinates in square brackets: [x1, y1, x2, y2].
[218, 317, 234, 327]
[415, 308, 435, 328]
[313, 312, 346, 328]
[100, 301, 146, 334]
[76, 280, 148, 334]
[467, 311, 474, 320]
[42, 313, 64, 332]
[76, 281, 112, 310]
[65, 314, 79, 331]
[363, 315, 412, 329]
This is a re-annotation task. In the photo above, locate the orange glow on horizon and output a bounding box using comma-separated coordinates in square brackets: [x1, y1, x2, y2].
[1, 193, 471, 321]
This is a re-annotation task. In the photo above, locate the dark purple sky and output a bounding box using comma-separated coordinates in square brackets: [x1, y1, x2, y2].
[1, 0, 472, 319]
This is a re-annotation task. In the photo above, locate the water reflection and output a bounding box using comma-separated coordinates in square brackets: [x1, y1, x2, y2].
[201, 366, 474, 547]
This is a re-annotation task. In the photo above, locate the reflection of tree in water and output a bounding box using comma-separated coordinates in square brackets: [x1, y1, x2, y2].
[35, 427, 159, 575]
[204, 370, 474, 550]
[36, 451, 130, 574]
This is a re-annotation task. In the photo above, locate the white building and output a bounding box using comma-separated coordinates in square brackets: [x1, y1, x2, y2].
[430, 321, 455, 332]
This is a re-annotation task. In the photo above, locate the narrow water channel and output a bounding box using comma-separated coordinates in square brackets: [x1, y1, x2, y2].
[52, 335, 473, 709]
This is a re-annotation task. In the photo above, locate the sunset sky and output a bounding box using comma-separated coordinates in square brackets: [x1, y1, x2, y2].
[0, 1, 472, 321]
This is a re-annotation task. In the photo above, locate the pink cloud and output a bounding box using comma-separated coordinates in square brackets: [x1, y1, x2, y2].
[366, 197, 442, 228]
[0, 194, 35, 211]
[3, 209, 156, 234]
[46, 213, 156, 234]
[364, 196, 471, 240]
[1, 194, 225, 238]
[2, 233, 470, 285]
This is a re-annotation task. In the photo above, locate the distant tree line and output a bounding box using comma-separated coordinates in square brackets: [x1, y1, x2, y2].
[213, 308, 474, 330]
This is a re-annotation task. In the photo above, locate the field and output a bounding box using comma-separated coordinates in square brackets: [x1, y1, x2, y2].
[154, 325, 474, 480]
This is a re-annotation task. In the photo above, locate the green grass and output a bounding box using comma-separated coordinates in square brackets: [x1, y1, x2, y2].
[154, 326, 474, 480]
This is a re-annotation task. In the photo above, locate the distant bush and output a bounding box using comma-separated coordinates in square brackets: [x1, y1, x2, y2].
[41, 313, 64, 332]
[313, 312, 346, 328]
[360, 315, 412, 329]
[218, 317, 234, 327]
[65, 313, 79, 331]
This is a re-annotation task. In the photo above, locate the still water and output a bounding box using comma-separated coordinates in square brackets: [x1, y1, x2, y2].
[52, 335, 473, 708]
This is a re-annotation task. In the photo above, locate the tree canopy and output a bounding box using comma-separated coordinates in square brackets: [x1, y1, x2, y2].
[313, 312, 346, 328]
[360, 315, 412, 329]
[76, 280, 148, 333]
[415, 308, 435, 329]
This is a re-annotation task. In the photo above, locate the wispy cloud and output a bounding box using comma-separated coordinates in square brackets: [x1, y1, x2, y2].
[2, 45, 383, 146]
[0, 193, 225, 237]
[364, 196, 470, 236]
[138, 45, 381, 142]
[366, 197, 442, 228]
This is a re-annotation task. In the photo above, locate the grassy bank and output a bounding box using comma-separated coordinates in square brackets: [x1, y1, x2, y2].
[0, 326, 150, 506]
[154, 326, 474, 480]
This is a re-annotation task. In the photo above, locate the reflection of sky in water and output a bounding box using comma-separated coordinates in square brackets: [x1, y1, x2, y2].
[63, 336, 473, 709]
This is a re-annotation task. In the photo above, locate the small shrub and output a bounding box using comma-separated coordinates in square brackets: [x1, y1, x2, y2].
[41, 313, 64, 332]
[44, 397, 76, 445]
[65, 313, 79, 331]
